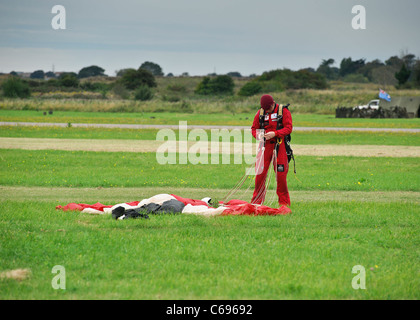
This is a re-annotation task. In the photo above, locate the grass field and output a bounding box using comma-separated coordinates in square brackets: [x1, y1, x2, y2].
[1, 109, 420, 128]
[0, 108, 419, 300]
[0, 149, 419, 191]
[1, 125, 419, 146]
[0, 200, 418, 299]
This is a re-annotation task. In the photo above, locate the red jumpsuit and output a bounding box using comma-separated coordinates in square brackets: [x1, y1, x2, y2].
[251, 104, 293, 206]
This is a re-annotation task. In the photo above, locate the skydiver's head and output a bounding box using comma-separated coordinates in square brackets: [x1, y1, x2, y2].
[260, 94, 275, 112]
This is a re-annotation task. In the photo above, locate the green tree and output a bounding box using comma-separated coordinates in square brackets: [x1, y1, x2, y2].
[30, 70, 45, 79]
[371, 65, 398, 86]
[139, 61, 164, 76]
[401, 54, 416, 71]
[395, 63, 411, 85]
[339, 58, 366, 77]
[45, 71, 56, 78]
[134, 85, 153, 101]
[257, 69, 327, 90]
[357, 59, 384, 81]
[2, 77, 31, 98]
[195, 77, 212, 95]
[195, 75, 234, 95]
[385, 56, 402, 67]
[59, 73, 79, 87]
[413, 60, 420, 87]
[78, 65, 106, 78]
[210, 75, 235, 94]
[116, 68, 131, 77]
[227, 71, 242, 77]
[238, 81, 262, 96]
[316, 59, 339, 80]
[120, 68, 156, 90]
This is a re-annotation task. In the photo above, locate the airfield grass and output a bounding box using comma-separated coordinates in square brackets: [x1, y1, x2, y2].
[0, 149, 419, 191]
[0, 199, 418, 300]
[1, 125, 420, 146]
[1, 110, 420, 128]
[0, 122, 419, 299]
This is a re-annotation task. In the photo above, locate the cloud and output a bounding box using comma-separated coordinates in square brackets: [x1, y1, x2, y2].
[1, 0, 419, 75]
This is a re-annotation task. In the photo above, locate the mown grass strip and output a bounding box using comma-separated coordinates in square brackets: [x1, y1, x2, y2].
[1, 125, 419, 146]
[1, 186, 418, 205]
[1, 149, 419, 191]
[1, 137, 419, 158]
[1, 110, 420, 128]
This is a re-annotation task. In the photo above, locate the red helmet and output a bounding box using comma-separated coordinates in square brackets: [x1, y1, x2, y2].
[260, 94, 274, 111]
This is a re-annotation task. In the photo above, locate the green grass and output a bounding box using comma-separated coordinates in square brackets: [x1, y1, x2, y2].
[2, 186, 418, 205]
[1, 110, 420, 128]
[0, 199, 418, 299]
[1, 149, 419, 191]
[0, 125, 419, 146]
[1, 107, 419, 300]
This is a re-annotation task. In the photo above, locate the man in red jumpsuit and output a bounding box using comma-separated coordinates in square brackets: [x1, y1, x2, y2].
[251, 94, 293, 207]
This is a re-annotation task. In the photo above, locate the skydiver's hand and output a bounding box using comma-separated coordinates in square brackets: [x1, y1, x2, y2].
[264, 132, 276, 140]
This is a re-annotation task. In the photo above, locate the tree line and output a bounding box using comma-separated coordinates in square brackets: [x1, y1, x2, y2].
[2, 53, 419, 99]
[315, 53, 420, 88]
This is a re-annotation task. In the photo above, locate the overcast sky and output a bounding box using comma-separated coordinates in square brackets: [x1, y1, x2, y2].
[1, 0, 419, 76]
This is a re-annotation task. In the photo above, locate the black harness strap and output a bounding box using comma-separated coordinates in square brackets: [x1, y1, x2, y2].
[259, 108, 266, 145]
[275, 103, 296, 174]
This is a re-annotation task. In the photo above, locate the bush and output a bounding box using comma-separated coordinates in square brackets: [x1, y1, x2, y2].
[167, 84, 187, 93]
[238, 81, 262, 96]
[195, 77, 211, 95]
[342, 74, 369, 83]
[25, 79, 42, 88]
[162, 94, 181, 102]
[195, 75, 234, 95]
[59, 73, 79, 87]
[80, 81, 110, 92]
[46, 79, 60, 86]
[254, 68, 328, 91]
[134, 85, 153, 101]
[120, 68, 156, 90]
[2, 77, 31, 98]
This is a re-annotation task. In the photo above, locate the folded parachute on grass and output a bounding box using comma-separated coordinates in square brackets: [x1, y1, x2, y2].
[56, 194, 291, 218]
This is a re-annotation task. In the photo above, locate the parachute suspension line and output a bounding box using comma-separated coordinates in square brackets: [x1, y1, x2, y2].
[221, 165, 252, 204]
[252, 174, 266, 204]
[221, 138, 265, 204]
[236, 174, 254, 202]
[266, 148, 279, 206]
[222, 130, 280, 206]
[252, 152, 275, 205]
[259, 155, 275, 204]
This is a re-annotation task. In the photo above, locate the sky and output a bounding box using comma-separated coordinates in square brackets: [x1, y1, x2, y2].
[0, 0, 419, 76]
